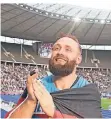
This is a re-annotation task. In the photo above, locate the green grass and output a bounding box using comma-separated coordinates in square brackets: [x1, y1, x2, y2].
[101, 98, 111, 109]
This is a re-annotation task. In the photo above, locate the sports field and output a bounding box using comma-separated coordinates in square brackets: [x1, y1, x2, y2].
[101, 98, 111, 110]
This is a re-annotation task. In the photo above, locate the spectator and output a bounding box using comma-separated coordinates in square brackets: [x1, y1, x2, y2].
[1, 62, 111, 95]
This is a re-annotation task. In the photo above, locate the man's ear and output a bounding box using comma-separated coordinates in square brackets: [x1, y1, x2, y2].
[76, 55, 82, 65]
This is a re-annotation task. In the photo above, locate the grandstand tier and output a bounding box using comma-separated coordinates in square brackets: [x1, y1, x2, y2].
[1, 42, 111, 68]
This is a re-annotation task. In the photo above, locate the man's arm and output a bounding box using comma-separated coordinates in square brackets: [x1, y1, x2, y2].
[5, 73, 38, 118]
[6, 97, 37, 118]
[5, 95, 25, 118]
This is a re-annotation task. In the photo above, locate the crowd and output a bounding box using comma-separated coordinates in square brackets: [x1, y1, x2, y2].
[38, 43, 53, 58]
[1, 62, 111, 95]
[77, 69, 111, 93]
[1, 62, 47, 95]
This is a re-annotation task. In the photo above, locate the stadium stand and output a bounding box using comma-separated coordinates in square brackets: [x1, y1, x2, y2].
[1, 61, 111, 118]
[1, 42, 49, 64]
[1, 61, 111, 95]
[1, 42, 111, 68]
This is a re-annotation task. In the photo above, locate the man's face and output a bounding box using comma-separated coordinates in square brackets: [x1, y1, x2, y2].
[49, 37, 82, 76]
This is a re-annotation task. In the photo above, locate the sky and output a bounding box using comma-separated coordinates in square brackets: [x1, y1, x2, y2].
[1, 0, 111, 10]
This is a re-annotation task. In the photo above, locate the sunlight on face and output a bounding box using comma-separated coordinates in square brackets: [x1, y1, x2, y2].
[49, 37, 82, 76]
[51, 37, 80, 65]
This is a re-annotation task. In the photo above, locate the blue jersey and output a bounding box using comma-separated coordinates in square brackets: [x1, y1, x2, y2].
[34, 75, 89, 114]
[41, 75, 89, 93]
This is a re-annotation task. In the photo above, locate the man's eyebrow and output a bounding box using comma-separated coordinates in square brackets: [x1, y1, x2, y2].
[65, 45, 71, 48]
[53, 44, 72, 49]
[53, 44, 61, 47]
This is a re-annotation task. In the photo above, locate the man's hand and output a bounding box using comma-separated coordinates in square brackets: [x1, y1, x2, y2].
[32, 79, 55, 117]
[8, 73, 39, 118]
[26, 73, 38, 103]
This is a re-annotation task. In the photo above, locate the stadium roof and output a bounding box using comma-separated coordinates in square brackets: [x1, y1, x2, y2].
[1, 3, 111, 45]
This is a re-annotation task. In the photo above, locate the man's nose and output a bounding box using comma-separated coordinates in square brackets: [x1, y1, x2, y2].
[58, 48, 65, 55]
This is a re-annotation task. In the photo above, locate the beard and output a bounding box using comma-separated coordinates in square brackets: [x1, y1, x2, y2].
[49, 54, 76, 76]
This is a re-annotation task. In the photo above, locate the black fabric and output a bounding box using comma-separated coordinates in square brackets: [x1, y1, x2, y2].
[51, 83, 102, 118]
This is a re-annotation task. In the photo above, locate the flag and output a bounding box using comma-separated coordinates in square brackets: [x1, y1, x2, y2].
[51, 84, 102, 118]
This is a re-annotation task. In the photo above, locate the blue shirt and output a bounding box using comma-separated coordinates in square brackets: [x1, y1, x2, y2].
[34, 75, 89, 114]
[41, 75, 89, 92]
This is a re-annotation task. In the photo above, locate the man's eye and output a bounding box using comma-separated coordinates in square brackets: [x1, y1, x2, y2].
[53, 47, 59, 50]
[66, 48, 71, 51]
[56, 47, 59, 50]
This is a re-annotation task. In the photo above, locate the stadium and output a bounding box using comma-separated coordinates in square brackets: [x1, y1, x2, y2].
[1, 2, 111, 118]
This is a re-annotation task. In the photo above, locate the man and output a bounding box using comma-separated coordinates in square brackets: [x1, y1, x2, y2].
[5, 34, 101, 118]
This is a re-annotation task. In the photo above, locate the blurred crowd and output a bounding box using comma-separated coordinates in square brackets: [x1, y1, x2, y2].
[1, 62, 111, 95]
[77, 69, 111, 93]
[38, 43, 53, 58]
[1, 62, 47, 95]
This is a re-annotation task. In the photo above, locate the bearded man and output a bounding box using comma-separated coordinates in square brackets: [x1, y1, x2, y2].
[5, 34, 102, 118]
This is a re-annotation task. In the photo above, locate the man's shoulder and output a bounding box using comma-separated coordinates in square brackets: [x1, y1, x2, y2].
[73, 75, 89, 88]
[41, 75, 54, 88]
[41, 75, 53, 83]
[78, 76, 89, 83]
[41, 75, 54, 92]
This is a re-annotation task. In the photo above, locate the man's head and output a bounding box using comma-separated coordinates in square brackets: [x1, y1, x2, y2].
[49, 33, 82, 76]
